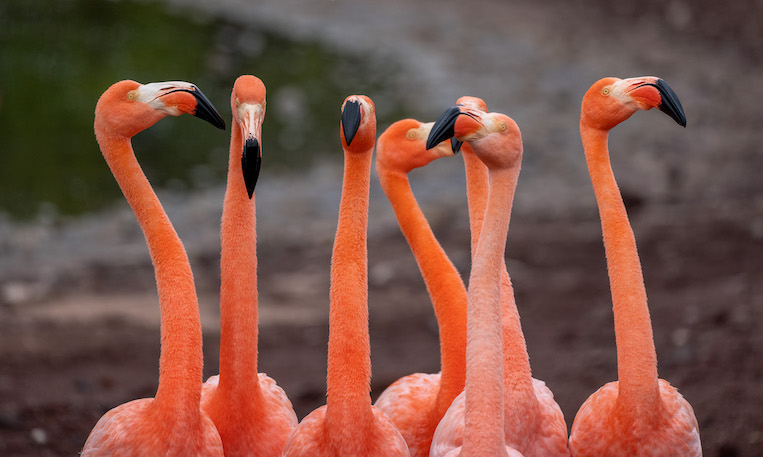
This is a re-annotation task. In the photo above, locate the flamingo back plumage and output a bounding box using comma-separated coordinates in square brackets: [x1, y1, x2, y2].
[81, 398, 224, 457]
[430, 378, 569, 457]
[375, 372, 441, 457]
[281, 405, 410, 457]
[569, 380, 701, 456]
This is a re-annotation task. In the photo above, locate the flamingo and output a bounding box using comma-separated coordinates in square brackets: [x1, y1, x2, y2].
[567, 76, 701, 456]
[424, 101, 570, 457]
[83, 80, 226, 456]
[423, 106, 526, 457]
[200, 75, 297, 457]
[373, 118, 468, 457]
[280, 95, 410, 457]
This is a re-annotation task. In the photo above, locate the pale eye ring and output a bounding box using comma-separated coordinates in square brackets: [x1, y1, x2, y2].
[127, 91, 137, 101]
[602, 87, 611, 96]
[500, 121, 507, 131]
[406, 130, 417, 139]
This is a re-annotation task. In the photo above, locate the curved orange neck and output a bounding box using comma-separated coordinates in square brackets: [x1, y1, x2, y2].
[377, 167, 468, 419]
[217, 122, 262, 405]
[580, 125, 662, 413]
[325, 149, 375, 436]
[462, 166, 516, 457]
[463, 148, 535, 414]
[96, 132, 203, 424]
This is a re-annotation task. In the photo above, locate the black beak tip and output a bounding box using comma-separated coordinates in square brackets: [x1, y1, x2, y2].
[655, 79, 687, 128]
[190, 88, 226, 130]
[341, 100, 362, 146]
[242, 137, 261, 198]
[426, 105, 461, 150]
[451, 137, 463, 154]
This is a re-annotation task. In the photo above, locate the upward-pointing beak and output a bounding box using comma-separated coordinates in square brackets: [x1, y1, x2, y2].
[239, 102, 264, 198]
[341, 100, 362, 146]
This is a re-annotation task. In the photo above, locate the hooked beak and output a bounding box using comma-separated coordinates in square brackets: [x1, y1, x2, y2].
[139, 81, 226, 130]
[341, 100, 362, 146]
[426, 105, 482, 150]
[238, 102, 265, 198]
[426, 106, 462, 150]
[628, 78, 687, 127]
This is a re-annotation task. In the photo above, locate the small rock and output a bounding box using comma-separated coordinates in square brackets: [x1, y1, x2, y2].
[30, 427, 48, 445]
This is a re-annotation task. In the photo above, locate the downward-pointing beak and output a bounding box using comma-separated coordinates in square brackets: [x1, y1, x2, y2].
[164, 87, 226, 130]
[426, 106, 462, 150]
[239, 102, 264, 198]
[341, 100, 362, 146]
[628, 78, 687, 127]
[653, 79, 687, 127]
[242, 137, 261, 198]
[139, 81, 226, 130]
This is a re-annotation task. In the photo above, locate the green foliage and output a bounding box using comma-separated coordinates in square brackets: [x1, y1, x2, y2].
[0, 0, 404, 220]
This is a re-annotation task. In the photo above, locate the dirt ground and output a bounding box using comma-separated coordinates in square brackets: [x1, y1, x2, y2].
[2, 203, 761, 456]
[1, 0, 762, 456]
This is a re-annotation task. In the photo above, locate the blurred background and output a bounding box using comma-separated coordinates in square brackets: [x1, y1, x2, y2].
[1, 0, 761, 455]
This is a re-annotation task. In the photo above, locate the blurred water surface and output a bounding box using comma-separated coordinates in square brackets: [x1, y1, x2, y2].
[0, 0, 404, 220]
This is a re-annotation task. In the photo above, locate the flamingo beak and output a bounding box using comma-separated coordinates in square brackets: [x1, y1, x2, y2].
[341, 99, 362, 146]
[140, 81, 226, 130]
[652, 79, 687, 127]
[451, 138, 463, 154]
[628, 78, 687, 127]
[191, 89, 226, 130]
[239, 103, 264, 198]
[426, 105, 462, 150]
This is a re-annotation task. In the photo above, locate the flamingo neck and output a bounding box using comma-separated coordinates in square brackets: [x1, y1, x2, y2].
[580, 126, 662, 413]
[462, 147, 489, 260]
[326, 150, 375, 436]
[96, 132, 203, 424]
[462, 166, 515, 457]
[217, 123, 262, 403]
[463, 149, 536, 422]
[377, 168, 468, 420]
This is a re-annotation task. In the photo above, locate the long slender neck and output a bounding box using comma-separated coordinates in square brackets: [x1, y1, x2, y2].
[580, 125, 662, 414]
[326, 149, 375, 435]
[463, 149, 536, 423]
[462, 166, 515, 457]
[218, 123, 261, 400]
[377, 167, 467, 419]
[97, 133, 202, 424]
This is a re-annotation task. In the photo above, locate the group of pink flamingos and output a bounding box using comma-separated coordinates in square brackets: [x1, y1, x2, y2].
[82, 73, 701, 456]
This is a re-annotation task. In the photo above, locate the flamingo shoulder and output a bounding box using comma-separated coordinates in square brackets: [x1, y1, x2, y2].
[375, 372, 441, 456]
[82, 398, 223, 457]
[429, 391, 466, 457]
[569, 380, 701, 457]
[515, 378, 570, 457]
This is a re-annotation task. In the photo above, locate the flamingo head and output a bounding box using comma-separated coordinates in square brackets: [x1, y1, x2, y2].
[95, 80, 225, 138]
[341, 95, 376, 153]
[376, 118, 458, 174]
[452, 96, 488, 154]
[232, 75, 267, 198]
[581, 76, 686, 131]
[427, 106, 522, 170]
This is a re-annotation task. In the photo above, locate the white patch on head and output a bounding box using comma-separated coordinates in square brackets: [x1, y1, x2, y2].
[136, 81, 197, 116]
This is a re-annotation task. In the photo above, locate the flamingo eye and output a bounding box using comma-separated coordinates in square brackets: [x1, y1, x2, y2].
[235, 98, 241, 107]
[500, 121, 507, 131]
[602, 87, 611, 96]
[406, 129, 417, 139]
[127, 91, 137, 101]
